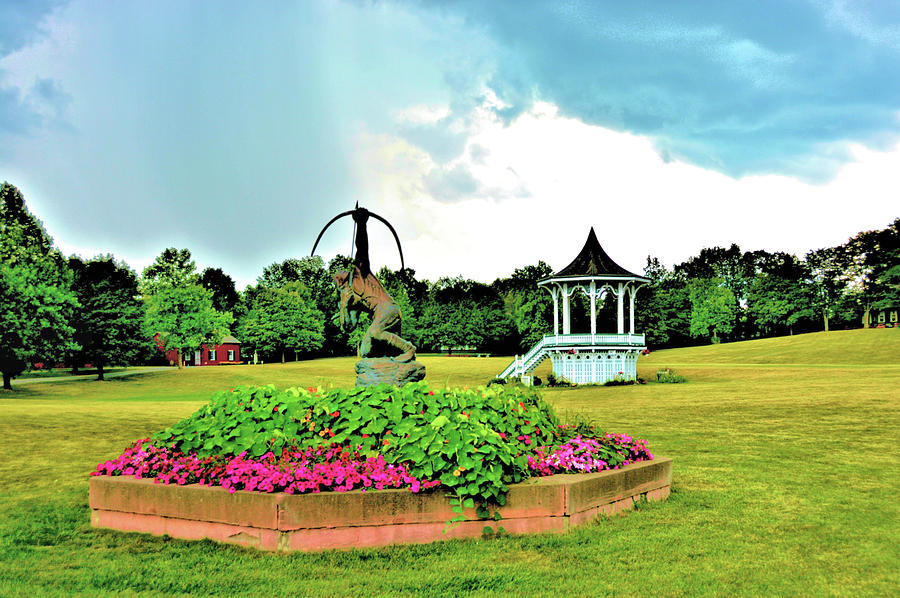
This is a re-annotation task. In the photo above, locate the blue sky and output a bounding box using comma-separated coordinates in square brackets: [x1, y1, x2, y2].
[1, 0, 898, 287]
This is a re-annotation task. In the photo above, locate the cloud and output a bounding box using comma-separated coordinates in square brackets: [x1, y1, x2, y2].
[354, 98, 900, 283]
[0, 0, 64, 55]
[416, 0, 900, 181]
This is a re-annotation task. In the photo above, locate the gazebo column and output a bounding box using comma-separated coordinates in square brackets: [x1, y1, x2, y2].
[617, 282, 624, 334]
[562, 284, 571, 335]
[629, 284, 636, 334]
[590, 281, 596, 336]
[552, 287, 559, 336]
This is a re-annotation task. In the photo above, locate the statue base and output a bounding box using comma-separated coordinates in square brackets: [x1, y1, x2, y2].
[355, 358, 426, 387]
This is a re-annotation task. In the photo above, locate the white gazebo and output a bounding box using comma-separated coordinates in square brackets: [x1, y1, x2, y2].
[499, 228, 648, 385]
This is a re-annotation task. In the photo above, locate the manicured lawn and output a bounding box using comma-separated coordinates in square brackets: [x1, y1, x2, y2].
[1, 330, 898, 596]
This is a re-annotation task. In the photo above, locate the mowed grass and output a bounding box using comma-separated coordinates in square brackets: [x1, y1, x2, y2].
[0, 329, 898, 596]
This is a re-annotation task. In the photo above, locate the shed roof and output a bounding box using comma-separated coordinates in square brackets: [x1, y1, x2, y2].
[220, 335, 241, 344]
[551, 228, 645, 280]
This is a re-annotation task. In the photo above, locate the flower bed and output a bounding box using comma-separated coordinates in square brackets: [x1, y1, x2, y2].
[91, 382, 668, 548]
[90, 457, 673, 551]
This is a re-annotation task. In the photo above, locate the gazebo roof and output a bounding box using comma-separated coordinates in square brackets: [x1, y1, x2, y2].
[546, 228, 647, 281]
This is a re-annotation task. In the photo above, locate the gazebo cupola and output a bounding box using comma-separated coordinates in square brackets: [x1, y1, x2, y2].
[499, 228, 649, 385]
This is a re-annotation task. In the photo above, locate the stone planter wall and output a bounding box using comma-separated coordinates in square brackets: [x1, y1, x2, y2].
[90, 457, 672, 552]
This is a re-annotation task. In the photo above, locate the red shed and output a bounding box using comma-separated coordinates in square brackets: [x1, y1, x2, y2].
[160, 335, 242, 366]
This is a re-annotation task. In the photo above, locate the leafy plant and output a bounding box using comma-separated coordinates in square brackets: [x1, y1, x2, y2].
[134, 381, 652, 522]
[656, 368, 687, 383]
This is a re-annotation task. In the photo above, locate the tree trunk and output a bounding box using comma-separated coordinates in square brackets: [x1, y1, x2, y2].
[281, 350, 285, 364]
[294, 350, 299, 362]
[2, 371, 11, 390]
[824, 312, 829, 332]
[97, 361, 105, 381]
[72, 361, 80, 376]
[863, 308, 871, 328]
[177, 349, 183, 369]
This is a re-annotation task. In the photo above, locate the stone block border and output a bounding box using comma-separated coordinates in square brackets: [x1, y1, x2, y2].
[90, 457, 672, 552]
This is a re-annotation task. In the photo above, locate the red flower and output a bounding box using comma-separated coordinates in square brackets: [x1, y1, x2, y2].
[428, 391, 434, 395]
[273, 406, 279, 412]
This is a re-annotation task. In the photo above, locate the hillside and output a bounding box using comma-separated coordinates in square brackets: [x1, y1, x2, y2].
[640, 328, 900, 366]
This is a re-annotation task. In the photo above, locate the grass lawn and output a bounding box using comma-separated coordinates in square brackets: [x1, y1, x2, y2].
[1, 329, 897, 596]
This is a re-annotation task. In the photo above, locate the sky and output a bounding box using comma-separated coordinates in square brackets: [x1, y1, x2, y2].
[1, 0, 898, 289]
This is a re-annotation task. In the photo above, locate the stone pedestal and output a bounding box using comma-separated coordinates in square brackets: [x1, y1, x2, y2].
[355, 358, 425, 387]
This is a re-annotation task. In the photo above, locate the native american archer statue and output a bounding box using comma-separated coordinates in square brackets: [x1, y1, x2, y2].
[311, 204, 417, 365]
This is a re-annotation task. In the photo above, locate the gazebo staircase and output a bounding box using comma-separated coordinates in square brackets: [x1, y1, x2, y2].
[499, 333, 647, 384]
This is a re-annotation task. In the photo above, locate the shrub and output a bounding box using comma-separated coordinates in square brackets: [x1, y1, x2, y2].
[546, 373, 573, 387]
[656, 368, 686, 383]
[603, 373, 635, 387]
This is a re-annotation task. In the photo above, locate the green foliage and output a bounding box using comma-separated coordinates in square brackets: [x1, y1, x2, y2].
[546, 372, 573, 387]
[419, 277, 515, 353]
[200, 267, 239, 312]
[655, 368, 686, 383]
[142, 248, 233, 367]
[144, 284, 232, 363]
[689, 277, 736, 342]
[140, 247, 197, 293]
[0, 182, 78, 388]
[68, 256, 145, 378]
[237, 282, 325, 362]
[152, 381, 560, 510]
[746, 254, 816, 336]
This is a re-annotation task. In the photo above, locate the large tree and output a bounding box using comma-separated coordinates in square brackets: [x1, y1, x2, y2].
[493, 262, 553, 351]
[258, 256, 346, 354]
[840, 221, 900, 327]
[636, 257, 692, 348]
[418, 277, 515, 353]
[0, 182, 78, 389]
[142, 248, 232, 368]
[141, 247, 198, 292]
[746, 253, 816, 337]
[237, 282, 325, 363]
[688, 277, 736, 343]
[68, 256, 146, 380]
[200, 267, 239, 312]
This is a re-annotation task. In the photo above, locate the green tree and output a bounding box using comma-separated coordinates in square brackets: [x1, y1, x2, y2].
[142, 248, 232, 368]
[68, 256, 146, 380]
[0, 182, 78, 389]
[417, 277, 515, 353]
[144, 285, 232, 368]
[238, 282, 325, 363]
[636, 257, 692, 348]
[804, 246, 843, 332]
[688, 277, 736, 343]
[746, 253, 816, 337]
[840, 220, 899, 327]
[141, 247, 197, 292]
[200, 267, 239, 312]
[494, 262, 553, 350]
[258, 256, 345, 355]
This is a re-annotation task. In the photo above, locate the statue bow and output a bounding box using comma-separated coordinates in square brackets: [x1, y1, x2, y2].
[310, 205, 405, 274]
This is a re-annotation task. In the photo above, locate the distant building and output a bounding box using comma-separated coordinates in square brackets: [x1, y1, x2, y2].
[158, 334, 243, 366]
[869, 306, 898, 328]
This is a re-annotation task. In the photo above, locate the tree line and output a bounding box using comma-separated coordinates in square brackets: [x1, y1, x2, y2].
[2, 181, 897, 388]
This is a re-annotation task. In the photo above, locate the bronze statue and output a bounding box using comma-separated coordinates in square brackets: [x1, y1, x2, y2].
[311, 205, 416, 363]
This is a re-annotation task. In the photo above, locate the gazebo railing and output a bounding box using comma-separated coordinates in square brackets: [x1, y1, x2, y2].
[542, 333, 645, 347]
